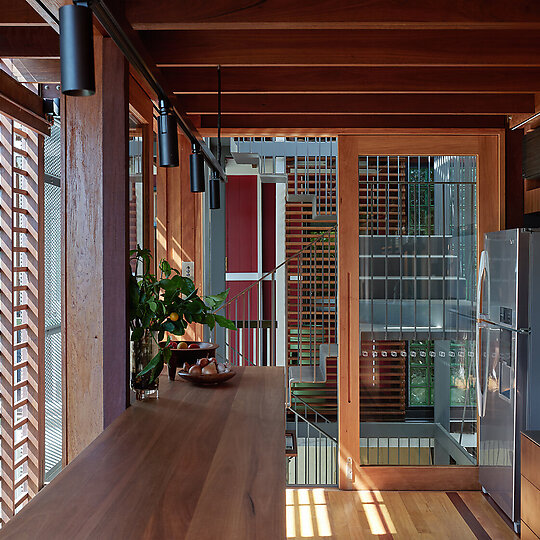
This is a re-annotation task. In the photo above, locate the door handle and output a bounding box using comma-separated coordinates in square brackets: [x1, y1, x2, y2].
[475, 323, 485, 417]
[476, 250, 490, 320]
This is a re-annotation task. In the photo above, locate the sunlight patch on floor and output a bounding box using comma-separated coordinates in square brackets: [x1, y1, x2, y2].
[286, 488, 332, 538]
[357, 490, 397, 535]
[286, 488, 398, 538]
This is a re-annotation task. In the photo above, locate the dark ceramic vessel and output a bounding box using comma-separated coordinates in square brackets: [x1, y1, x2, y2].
[160, 341, 219, 380]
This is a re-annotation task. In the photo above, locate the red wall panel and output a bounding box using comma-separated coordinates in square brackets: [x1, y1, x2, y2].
[225, 175, 257, 273]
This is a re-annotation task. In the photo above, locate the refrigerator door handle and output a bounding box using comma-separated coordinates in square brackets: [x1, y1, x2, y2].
[477, 249, 490, 320]
[475, 323, 489, 417]
[476, 250, 490, 417]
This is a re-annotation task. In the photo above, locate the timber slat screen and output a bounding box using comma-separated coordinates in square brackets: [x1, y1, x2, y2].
[0, 114, 44, 523]
[360, 341, 406, 421]
[284, 140, 337, 418]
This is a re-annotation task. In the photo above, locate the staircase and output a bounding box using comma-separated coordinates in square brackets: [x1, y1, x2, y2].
[231, 137, 337, 221]
[212, 225, 337, 389]
[286, 396, 338, 486]
[220, 138, 339, 405]
[222, 138, 340, 485]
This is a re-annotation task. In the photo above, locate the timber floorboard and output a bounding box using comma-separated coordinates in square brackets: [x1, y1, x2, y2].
[286, 489, 518, 539]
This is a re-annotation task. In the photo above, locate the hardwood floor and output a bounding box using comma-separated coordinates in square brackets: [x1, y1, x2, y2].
[286, 489, 518, 539]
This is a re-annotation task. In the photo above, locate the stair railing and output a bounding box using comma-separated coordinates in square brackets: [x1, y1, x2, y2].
[286, 405, 338, 486]
[289, 392, 333, 427]
[212, 225, 337, 385]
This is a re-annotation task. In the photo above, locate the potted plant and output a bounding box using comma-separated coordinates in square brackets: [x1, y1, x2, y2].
[129, 247, 236, 399]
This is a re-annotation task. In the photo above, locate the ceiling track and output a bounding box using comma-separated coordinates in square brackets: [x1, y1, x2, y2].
[76, 0, 227, 181]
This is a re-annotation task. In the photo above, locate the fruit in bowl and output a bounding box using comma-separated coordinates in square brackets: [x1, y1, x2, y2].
[188, 364, 202, 375]
[178, 358, 235, 385]
[159, 341, 219, 380]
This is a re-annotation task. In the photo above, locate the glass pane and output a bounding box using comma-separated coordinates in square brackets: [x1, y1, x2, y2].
[359, 155, 477, 466]
[410, 387, 428, 406]
[410, 367, 427, 386]
[129, 126, 144, 272]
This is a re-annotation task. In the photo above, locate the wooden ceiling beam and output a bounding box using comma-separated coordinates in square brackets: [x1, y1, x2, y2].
[179, 93, 534, 115]
[142, 29, 540, 66]
[167, 66, 540, 95]
[0, 1, 48, 25]
[25, 0, 69, 32]
[0, 27, 59, 58]
[126, 0, 540, 30]
[0, 68, 50, 134]
[9, 59, 60, 83]
[196, 114, 508, 135]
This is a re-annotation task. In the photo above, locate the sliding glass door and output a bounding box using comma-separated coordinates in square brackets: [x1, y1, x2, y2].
[357, 155, 477, 466]
[337, 134, 503, 490]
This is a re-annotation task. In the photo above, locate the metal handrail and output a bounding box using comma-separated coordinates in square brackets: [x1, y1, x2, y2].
[290, 392, 333, 424]
[287, 406, 337, 444]
[215, 225, 337, 312]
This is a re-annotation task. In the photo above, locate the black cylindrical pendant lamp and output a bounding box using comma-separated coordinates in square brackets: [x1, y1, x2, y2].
[158, 100, 179, 167]
[190, 144, 205, 192]
[59, 3, 95, 97]
[209, 175, 220, 209]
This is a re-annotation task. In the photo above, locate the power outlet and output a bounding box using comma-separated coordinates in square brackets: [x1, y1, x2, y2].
[182, 261, 195, 279]
[346, 457, 353, 480]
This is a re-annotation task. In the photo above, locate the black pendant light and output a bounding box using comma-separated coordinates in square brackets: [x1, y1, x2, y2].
[59, 3, 95, 96]
[209, 173, 220, 209]
[190, 144, 205, 192]
[158, 100, 179, 167]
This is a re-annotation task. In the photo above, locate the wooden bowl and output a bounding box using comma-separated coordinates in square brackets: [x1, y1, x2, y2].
[160, 341, 219, 380]
[177, 370, 236, 386]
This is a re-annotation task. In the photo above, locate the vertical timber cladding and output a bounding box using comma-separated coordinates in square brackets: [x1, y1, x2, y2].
[285, 143, 337, 418]
[0, 116, 45, 521]
[155, 131, 204, 341]
[63, 36, 129, 463]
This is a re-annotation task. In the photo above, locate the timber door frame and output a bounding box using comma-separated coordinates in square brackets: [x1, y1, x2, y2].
[337, 132, 504, 491]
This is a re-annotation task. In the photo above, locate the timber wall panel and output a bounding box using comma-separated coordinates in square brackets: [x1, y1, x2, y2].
[155, 132, 204, 341]
[62, 36, 128, 462]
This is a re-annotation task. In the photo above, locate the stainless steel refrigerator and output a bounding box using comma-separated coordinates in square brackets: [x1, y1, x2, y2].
[476, 228, 540, 531]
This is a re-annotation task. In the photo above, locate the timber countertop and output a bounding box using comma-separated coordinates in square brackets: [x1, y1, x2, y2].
[1, 367, 285, 540]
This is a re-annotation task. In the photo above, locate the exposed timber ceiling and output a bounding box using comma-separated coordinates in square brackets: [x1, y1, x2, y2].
[9, 0, 540, 132]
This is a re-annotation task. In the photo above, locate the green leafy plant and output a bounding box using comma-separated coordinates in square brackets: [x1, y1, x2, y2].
[129, 247, 236, 384]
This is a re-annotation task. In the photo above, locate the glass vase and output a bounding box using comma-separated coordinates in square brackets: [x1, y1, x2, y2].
[131, 329, 159, 400]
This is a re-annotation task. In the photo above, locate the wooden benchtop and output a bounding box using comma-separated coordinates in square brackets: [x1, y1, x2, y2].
[1, 367, 285, 540]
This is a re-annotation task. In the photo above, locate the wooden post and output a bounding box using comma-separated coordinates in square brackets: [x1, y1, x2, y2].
[62, 35, 128, 463]
[337, 136, 360, 489]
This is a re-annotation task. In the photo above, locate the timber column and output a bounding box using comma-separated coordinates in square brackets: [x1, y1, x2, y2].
[62, 35, 128, 463]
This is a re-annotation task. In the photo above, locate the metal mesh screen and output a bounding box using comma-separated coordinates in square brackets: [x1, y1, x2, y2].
[44, 117, 61, 180]
[44, 119, 62, 482]
[44, 332, 62, 481]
